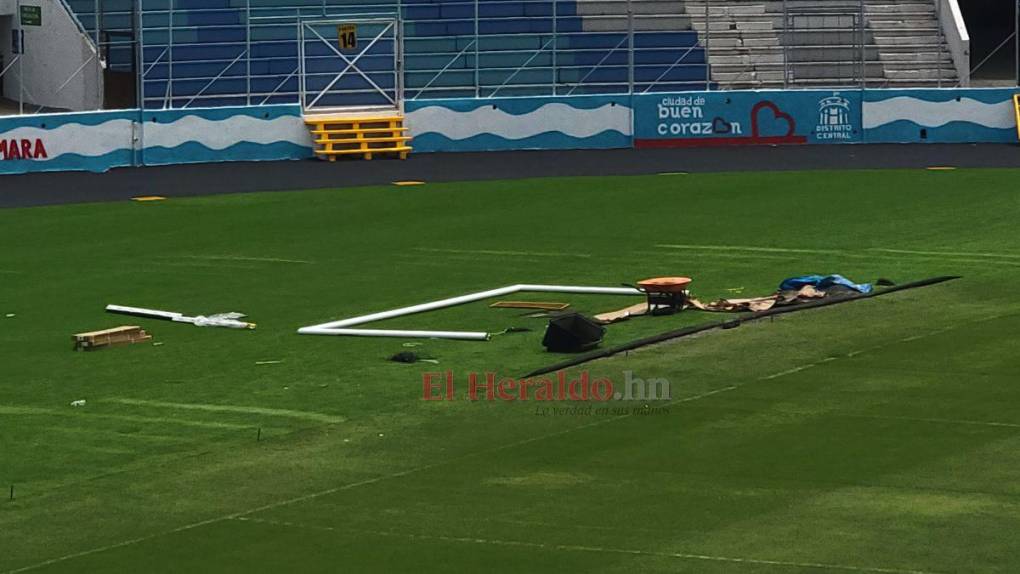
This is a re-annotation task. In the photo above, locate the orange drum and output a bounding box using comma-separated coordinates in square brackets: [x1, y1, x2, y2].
[637, 277, 692, 293]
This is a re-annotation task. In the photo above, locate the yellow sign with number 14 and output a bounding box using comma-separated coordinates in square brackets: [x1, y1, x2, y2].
[338, 24, 357, 51]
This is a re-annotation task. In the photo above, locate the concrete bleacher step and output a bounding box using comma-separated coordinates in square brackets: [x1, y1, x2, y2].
[863, 0, 957, 85]
[683, 2, 768, 16]
[691, 20, 777, 32]
[707, 37, 782, 49]
[880, 52, 953, 63]
[576, 0, 693, 32]
[883, 65, 957, 78]
[865, 2, 935, 13]
[871, 35, 944, 45]
[583, 15, 693, 32]
[575, 1, 686, 16]
[681, 0, 958, 89]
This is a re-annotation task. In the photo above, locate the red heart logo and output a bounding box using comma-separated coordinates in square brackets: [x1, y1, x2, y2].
[751, 101, 797, 138]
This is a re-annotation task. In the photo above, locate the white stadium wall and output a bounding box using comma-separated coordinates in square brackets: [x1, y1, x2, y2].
[0, 88, 1018, 175]
[0, 0, 102, 112]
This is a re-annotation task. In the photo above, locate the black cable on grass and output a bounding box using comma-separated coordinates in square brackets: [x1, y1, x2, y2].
[521, 276, 961, 378]
[493, 326, 533, 336]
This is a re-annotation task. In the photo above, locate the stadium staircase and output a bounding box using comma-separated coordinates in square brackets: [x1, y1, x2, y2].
[681, 0, 956, 89]
[863, 0, 956, 85]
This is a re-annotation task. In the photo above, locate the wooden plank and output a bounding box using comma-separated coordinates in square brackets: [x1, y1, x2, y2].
[593, 303, 649, 324]
[304, 115, 402, 124]
[311, 127, 409, 136]
[489, 301, 571, 311]
[318, 133, 412, 140]
[314, 146, 412, 156]
[315, 136, 412, 146]
[74, 326, 143, 338]
[73, 326, 152, 351]
[312, 120, 404, 131]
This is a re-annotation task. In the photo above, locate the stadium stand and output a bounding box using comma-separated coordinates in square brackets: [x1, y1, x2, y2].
[60, 0, 954, 109]
[684, 0, 955, 89]
[64, 0, 707, 108]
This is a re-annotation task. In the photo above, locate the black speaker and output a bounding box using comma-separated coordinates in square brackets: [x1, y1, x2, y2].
[542, 313, 606, 353]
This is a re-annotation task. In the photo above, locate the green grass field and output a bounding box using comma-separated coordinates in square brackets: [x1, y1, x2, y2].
[2, 168, 1019, 573]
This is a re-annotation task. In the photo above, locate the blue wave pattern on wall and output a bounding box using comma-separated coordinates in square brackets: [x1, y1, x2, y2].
[413, 130, 631, 152]
[0, 104, 312, 175]
[0, 150, 135, 175]
[405, 95, 633, 152]
[863, 88, 1017, 143]
[143, 141, 312, 165]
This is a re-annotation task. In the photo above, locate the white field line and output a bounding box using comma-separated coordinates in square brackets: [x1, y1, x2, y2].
[164, 255, 314, 264]
[655, 244, 846, 255]
[654, 244, 1020, 266]
[674, 386, 739, 403]
[414, 247, 592, 258]
[871, 248, 1020, 260]
[936, 258, 1020, 268]
[39, 425, 194, 443]
[654, 251, 798, 261]
[761, 356, 841, 380]
[233, 516, 945, 574]
[839, 413, 1020, 430]
[756, 313, 1020, 430]
[2, 516, 235, 574]
[764, 409, 1020, 431]
[761, 363, 820, 380]
[0, 406, 254, 430]
[137, 261, 262, 271]
[4, 383, 738, 573]
[105, 399, 345, 424]
[9, 314, 1015, 573]
[394, 256, 545, 267]
[489, 516, 664, 534]
[759, 312, 1015, 383]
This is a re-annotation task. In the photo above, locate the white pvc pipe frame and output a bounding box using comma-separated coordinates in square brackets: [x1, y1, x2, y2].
[298, 284, 643, 341]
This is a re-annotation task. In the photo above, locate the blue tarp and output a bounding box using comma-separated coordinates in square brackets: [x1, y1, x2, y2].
[779, 274, 873, 294]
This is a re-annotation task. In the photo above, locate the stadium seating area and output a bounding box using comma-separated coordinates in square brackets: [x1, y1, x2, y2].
[61, 0, 955, 109]
[684, 0, 955, 89]
[65, 0, 708, 108]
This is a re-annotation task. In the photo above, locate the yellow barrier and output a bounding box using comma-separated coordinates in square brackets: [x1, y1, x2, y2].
[1013, 94, 1020, 142]
[304, 115, 412, 161]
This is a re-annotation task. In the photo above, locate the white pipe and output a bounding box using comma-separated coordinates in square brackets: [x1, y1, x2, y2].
[298, 284, 643, 340]
[107, 304, 256, 329]
[517, 285, 639, 296]
[301, 328, 490, 341]
[106, 304, 184, 321]
[308, 285, 521, 330]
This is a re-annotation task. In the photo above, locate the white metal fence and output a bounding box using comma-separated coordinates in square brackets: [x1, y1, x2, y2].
[0, 0, 1007, 116]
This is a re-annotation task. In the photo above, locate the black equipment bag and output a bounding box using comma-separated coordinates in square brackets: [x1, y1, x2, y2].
[542, 313, 606, 353]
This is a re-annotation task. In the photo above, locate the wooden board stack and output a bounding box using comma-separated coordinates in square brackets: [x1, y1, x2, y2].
[74, 326, 152, 351]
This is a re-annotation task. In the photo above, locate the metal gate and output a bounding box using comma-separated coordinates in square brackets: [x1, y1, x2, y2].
[298, 17, 402, 112]
[782, 6, 868, 89]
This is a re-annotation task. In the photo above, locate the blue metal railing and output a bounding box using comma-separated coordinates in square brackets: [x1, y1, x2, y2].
[63, 0, 708, 109]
